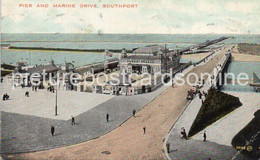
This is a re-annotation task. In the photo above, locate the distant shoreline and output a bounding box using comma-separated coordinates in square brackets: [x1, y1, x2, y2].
[8, 46, 131, 53]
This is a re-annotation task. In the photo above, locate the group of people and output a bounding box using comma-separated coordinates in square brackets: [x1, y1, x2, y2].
[47, 85, 55, 93]
[2, 93, 9, 101]
[106, 109, 136, 123]
[187, 82, 208, 101]
[51, 116, 76, 136]
[180, 127, 188, 140]
[180, 127, 207, 142]
[32, 85, 39, 92]
[199, 90, 208, 103]
[51, 112, 146, 136]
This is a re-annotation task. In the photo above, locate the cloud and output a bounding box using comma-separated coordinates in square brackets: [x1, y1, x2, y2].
[1, 0, 260, 34]
[225, 1, 260, 13]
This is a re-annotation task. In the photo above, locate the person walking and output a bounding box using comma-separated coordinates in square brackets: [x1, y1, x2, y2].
[3, 94, 6, 101]
[106, 113, 109, 122]
[166, 141, 170, 153]
[71, 116, 76, 125]
[133, 109, 136, 118]
[51, 126, 55, 136]
[143, 126, 146, 134]
[25, 91, 29, 97]
[183, 128, 188, 140]
[4, 93, 9, 100]
[203, 131, 207, 142]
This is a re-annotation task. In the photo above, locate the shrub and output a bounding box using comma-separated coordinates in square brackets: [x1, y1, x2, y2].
[188, 88, 242, 137]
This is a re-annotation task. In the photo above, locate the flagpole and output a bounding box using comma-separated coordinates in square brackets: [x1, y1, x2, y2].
[104, 50, 106, 72]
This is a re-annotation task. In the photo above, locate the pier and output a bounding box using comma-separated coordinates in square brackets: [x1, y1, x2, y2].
[179, 36, 230, 54]
[211, 46, 232, 89]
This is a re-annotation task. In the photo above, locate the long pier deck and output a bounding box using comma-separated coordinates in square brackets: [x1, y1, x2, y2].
[179, 36, 230, 54]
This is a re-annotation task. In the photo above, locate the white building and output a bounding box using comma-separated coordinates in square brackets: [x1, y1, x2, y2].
[120, 45, 180, 74]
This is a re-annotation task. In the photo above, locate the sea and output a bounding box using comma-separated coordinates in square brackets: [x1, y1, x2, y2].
[1, 33, 260, 92]
[1, 34, 260, 67]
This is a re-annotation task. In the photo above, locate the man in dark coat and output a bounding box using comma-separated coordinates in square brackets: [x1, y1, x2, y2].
[71, 116, 76, 125]
[203, 131, 207, 142]
[25, 91, 29, 97]
[133, 109, 136, 117]
[166, 142, 170, 153]
[106, 113, 109, 122]
[51, 126, 55, 136]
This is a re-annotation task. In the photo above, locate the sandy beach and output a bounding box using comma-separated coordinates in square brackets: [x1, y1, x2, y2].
[8, 48, 228, 160]
[231, 44, 260, 62]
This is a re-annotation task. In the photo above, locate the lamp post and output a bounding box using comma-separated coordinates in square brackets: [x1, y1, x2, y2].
[55, 72, 59, 116]
[55, 84, 58, 116]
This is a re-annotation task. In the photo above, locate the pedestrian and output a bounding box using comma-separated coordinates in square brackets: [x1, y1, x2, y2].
[3, 94, 6, 101]
[71, 116, 76, 125]
[4, 93, 9, 100]
[199, 92, 202, 99]
[133, 109, 136, 117]
[203, 131, 207, 142]
[143, 126, 146, 134]
[25, 91, 29, 97]
[106, 113, 109, 122]
[166, 141, 170, 153]
[51, 126, 55, 136]
[1, 77, 3, 83]
[183, 128, 188, 140]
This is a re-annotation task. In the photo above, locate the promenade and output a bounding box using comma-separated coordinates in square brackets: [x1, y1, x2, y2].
[5, 46, 232, 160]
[165, 49, 254, 160]
[192, 91, 260, 146]
[1, 79, 168, 153]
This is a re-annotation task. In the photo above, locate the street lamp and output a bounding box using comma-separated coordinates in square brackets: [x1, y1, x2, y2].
[55, 84, 58, 116]
[55, 72, 59, 116]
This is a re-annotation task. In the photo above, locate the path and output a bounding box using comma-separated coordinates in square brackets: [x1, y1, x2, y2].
[1, 80, 168, 153]
[166, 48, 252, 160]
[193, 91, 260, 146]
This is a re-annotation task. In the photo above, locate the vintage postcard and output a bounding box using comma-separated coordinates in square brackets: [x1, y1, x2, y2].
[1, 0, 260, 159]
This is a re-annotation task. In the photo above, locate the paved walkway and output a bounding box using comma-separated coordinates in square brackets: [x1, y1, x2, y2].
[0, 84, 114, 120]
[193, 91, 260, 146]
[166, 48, 239, 160]
[1, 81, 168, 153]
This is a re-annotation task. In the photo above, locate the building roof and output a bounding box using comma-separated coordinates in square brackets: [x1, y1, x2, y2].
[123, 55, 161, 60]
[133, 45, 166, 55]
[27, 65, 59, 74]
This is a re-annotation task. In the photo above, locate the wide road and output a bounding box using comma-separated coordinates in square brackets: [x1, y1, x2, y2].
[9, 47, 228, 160]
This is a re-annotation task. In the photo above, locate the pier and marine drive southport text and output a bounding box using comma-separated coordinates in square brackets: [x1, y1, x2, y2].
[18, 3, 138, 8]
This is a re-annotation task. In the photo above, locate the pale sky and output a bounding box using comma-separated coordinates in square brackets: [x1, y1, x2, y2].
[1, 0, 260, 34]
